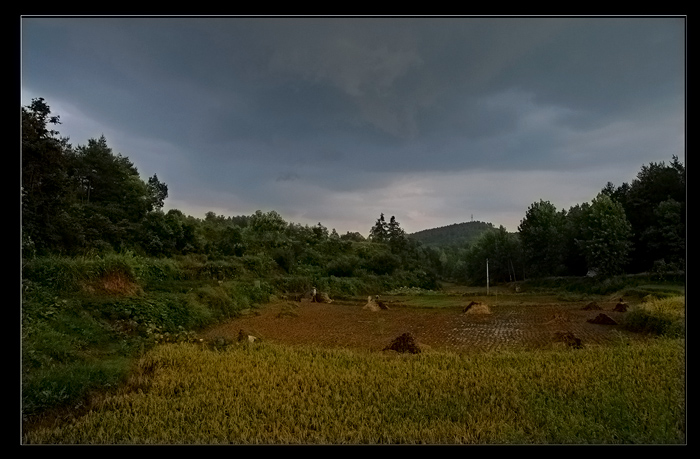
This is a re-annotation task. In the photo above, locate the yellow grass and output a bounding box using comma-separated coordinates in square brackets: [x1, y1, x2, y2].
[641, 295, 685, 317]
[23, 337, 685, 445]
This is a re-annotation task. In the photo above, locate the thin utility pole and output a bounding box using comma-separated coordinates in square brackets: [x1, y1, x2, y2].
[486, 258, 490, 296]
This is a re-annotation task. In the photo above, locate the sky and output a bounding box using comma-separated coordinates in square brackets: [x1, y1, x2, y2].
[20, 16, 686, 236]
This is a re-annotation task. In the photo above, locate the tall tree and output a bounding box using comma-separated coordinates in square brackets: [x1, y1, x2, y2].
[576, 193, 633, 277]
[147, 174, 168, 211]
[70, 136, 152, 222]
[65, 135, 170, 252]
[561, 203, 590, 276]
[464, 226, 522, 285]
[242, 210, 289, 252]
[22, 98, 70, 253]
[611, 156, 685, 272]
[517, 200, 567, 278]
[369, 213, 388, 243]
[386, 215, 409, 254]
[640, 198, 685, 267]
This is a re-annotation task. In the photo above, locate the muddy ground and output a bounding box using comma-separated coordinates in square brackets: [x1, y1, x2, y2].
[201, 291, 644, 353]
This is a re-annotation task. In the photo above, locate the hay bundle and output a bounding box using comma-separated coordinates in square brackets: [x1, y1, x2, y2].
[383, 332, 421, 354]
[587, 313, 618, 325]
[553, 331, 583, 349]
[545, 312, 570, 324]
[582, 301, 602, 310]
[613, 299, 628, 312]
[363, 296, 379, 311]
[363, 295, 388, 311]
[317, 292, 334, 303]
[237, 329, 260, 343]
[463, 301, 491, 314]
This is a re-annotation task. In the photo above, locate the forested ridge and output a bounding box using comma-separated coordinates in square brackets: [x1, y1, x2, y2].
[408, 221, 495, 248]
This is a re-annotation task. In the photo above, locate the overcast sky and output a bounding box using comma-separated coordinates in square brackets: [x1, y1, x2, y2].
[21, 16, 685, 236]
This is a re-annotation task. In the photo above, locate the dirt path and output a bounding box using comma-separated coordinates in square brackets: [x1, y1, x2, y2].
[201, 295, 643, 353]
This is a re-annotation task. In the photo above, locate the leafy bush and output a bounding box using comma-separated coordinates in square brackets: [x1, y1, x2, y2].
[23, 255, 89, 292]
[240, 253, 279, 277]
[326, 276, 365, 297]
[621, 296, 685, 337]
[363, 251, 401, 275]
[22, 356, 132, 417]
[325, 255, 360, 277]
[385, 286, 439, 296]
[190, 285, 238, 319]
[135, 257, 182, 284]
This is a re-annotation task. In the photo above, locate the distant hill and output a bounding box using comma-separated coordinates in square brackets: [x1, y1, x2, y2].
[408, 221, 495, 247]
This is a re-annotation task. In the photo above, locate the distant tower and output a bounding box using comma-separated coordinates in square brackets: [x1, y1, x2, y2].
[471, 214, 473, 222]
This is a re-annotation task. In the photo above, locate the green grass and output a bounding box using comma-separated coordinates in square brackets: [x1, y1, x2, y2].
[23, 338, 685, 445]
[621, 296, 685, 338]
[21, 254, 275, 418]
[522, 274, 684, 297]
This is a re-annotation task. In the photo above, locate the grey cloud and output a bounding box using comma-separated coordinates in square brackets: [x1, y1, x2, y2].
[22, 16, 684, 233]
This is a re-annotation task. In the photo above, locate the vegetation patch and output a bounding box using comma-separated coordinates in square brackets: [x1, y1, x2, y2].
[552, 331, 583, 349]
[23, 339, 685, 444]
[621, 296, 685, 337]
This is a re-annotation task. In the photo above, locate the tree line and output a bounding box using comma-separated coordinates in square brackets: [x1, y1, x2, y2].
[435, 156, 685, 284]
[22, 98, 685, 287]
[21, 98, 445, 290]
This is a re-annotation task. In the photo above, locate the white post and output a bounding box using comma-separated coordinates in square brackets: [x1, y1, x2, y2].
[486, 258, 490, 296]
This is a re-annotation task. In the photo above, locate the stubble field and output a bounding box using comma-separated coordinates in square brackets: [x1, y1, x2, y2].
[23, 286, 685, 445]
[201, 289, 644, 353]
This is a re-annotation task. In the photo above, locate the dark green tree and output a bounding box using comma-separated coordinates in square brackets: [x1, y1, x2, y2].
[364, 249, 401, 275]
[312, 222, 329, 243]
[340, 231, 365, 242]
[517, 200, 567, 278]
[164, 209, 201, 254]
[21, 98, 74, 255]
[610, 156, 685, 272]
[147, 174, 168, 211]
[463, 226, 522, 285]
[561, 203, 590, 276]
[640, 198, 685, 267]
[238, 210, 292, 270]
[139, 210, 175, 256]
[66, 135, 165, 251]
[199, 212, 246, 258]
[70, 136, 152, 221]
[369, 213, 388, 243]
[576, 193, 633, 277]
[386, 215, 409, 255]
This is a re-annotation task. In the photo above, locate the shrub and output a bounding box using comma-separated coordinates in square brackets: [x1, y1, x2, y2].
[22, 356, 132, 417]
[363, 251, 401, 275]
[325, 255, 360, 277]
[136, 257, 182, 284]
[190, 285, 240, 320]
[327, 276, 364, 297]
[621, 296, 685, 337]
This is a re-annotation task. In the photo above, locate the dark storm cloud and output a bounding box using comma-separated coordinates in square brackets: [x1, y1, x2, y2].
[21, 16, 685, 233]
